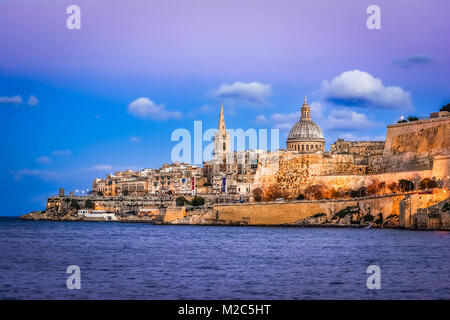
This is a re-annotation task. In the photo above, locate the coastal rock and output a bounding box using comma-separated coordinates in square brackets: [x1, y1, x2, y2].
[296, 213, 328, 225]
[382, 214, 400, 228]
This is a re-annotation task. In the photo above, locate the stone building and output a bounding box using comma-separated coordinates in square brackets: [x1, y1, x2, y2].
[92, 162, 203, 196]
[286, 97, 325, 153]
[203, 104, 262, 195]
[330, 139, 385, 165]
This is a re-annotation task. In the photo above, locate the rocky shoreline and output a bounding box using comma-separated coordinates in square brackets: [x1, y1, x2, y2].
[19, 192, 450, 230]
[20, 204, 402, 229]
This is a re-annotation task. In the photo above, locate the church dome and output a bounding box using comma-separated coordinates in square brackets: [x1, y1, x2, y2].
[286, 96, 325, 153]
[287, 119, 324, 141]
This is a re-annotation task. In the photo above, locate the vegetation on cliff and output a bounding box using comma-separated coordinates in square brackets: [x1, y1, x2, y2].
[296, 205, 398, 228]
[258, 177, 442, 203]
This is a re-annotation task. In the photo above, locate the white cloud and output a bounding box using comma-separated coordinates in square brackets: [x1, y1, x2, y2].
[213, 81, 272, 104]
[51, 150, 72, 156]
[130, 136, 141, 143]
[255, 100, 325, 131]
[36, 156, 52, 164]
[91, 164, 114, 171]
[271, 112, 300, 130]
[393, 54, 432, 68]
[256, 99, 377, 134]
[27, 95, 38, 106]
[0, 95, 23, 105]
[255, 115, 268, 124]
[309, 101, 325, 120]
[320, 70, 413, 110]
[128, 97, 182, 120]
[198, 105, 214, 113]
[14, 169, 60, 181]
[325, 108, 377, 131]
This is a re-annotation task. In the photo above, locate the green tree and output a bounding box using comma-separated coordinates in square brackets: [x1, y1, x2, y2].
[440, 103, 450, 112]
[407, 116, 419, 121]
[419, 178, 437, 190]
[296, 193, 306, 200]
[252, 188, 263, 202]
[176, 196, 189, 207]
[398, 179, 414, 192]
[190, 196, 205, 207]
[85, 199, 94, 209]
[70, 199, 80, 210]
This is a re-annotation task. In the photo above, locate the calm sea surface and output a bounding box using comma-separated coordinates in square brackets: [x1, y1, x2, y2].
[0, 217, 448, 299]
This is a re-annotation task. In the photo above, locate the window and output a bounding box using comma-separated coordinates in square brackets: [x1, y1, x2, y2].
[302, 145, 304, 151]
[306, 145, 309, 150]
[223, 143, 226, 151]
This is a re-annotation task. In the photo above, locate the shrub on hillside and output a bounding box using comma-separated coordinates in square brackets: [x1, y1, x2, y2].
[190, 196, 205, 207]
[252, 187, 263, 202]
[398, 179, 414, 192]
[176, 196, 189, 207]
[296, 193, 306, 200]
[264, 184, 289, 202]
[419, 178, 437, 190]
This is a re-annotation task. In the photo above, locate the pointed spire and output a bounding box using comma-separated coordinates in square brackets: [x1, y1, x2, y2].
[218, 103, 226, 133]
[303, 96, 308, 106]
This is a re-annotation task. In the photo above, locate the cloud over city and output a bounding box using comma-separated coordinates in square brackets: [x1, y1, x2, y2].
[0, 95, 38, 106]
[325, 108, 377, 131]
[130, 136, 141, 143]
[256, 111, 300, 131]
[320, 70, 413, 110]
[0, 95, 23, 105]
[256, 101, 378, 134]
[393, 54, 432, 68]
[27, 95, 39, 106]
[128, 97, 182, 121]
[213, 81, 272, 104]
[36, 156, 52, 164]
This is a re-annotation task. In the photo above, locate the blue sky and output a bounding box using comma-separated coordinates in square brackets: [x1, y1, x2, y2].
[1, 0, 449, 215]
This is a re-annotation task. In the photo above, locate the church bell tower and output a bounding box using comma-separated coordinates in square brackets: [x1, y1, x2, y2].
[213, 103, 230, 161]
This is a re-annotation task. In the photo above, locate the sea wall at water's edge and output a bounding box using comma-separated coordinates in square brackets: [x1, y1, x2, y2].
[20, 190, 449, 230]
[165, 191, 449, 230]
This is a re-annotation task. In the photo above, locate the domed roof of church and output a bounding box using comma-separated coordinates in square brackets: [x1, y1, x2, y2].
[287, 97, 325, 142]
[287, 119, 324, 141]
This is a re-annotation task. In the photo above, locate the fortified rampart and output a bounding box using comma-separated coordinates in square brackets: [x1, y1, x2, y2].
[32, 189, 449, 230]
[253, 114, 450, 197]
[372, 116, 450, 173]
[210, 190, 448, 226]
[384, 116, 450, 156]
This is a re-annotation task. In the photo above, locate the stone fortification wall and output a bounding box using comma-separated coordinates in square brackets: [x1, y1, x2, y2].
[384, 117, 450, 156]
[373, 116, 450, 173]
[212, 191, 448, 226]
[213, 194, 405, 225]
[254, 152, 368, 197]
